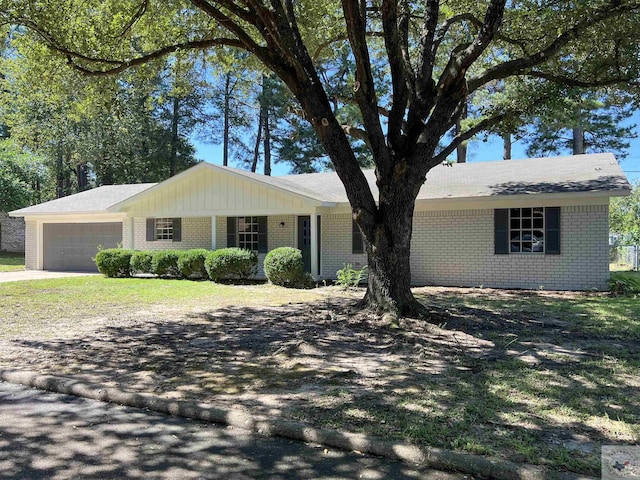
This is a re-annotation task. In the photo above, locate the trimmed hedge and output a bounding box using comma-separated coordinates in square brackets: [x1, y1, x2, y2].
[95, 249, 134, 278]
[263, 247, 314, 288]
[205, 248, 257, 282]
[178, 249, 209, 279]
[151, 250, 181, 278]
[130, 251, 154, 274]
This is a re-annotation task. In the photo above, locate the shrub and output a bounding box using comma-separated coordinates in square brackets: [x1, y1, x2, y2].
[152, 250, 181, 278]
[263, 247, 314, 288]
[336, 263, 368, 289]
[130, 251, 154, 274]
[95, 249, 133, 278]
[205, 248, 257, 282]
[178, 249, 210, 279]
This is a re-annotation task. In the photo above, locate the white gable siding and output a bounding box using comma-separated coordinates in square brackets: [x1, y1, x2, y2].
[122, 169, 314, 217]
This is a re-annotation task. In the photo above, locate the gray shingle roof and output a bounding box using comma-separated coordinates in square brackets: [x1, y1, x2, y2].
[10, 153, 630, 216]
[10, 184, 156, 215]
[280, 153, 630, 203]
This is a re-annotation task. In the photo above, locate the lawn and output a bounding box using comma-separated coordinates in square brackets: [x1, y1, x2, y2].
[0, 276, 638, 476]
[0, 252, 25, 272]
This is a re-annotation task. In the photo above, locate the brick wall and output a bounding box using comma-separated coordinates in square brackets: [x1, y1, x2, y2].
[0, 213, 25, 253]
[131, 217, 212, 251]
[410, 205, 610, 290]
[321, 214, 367, 278]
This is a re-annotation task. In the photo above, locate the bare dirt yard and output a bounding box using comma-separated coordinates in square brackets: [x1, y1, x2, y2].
[1, 277, 638, 475]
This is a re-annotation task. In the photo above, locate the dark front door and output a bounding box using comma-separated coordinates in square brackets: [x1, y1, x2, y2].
[297, 216, 311, 273]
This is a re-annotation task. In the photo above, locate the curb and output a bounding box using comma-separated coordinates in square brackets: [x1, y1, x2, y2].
[0, 369, 596, 480]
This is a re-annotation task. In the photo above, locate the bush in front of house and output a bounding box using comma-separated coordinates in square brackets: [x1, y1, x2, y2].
[95, 248, 133, 278]
[130, 250, 154, 274]
[205, 248, 257, 282]
[152, 250, 181, 278]
[178, 249, 210, 279]
[263, 247, 314, 288]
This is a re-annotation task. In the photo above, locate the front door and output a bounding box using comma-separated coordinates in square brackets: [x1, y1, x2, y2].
[297, 216, 311, 273]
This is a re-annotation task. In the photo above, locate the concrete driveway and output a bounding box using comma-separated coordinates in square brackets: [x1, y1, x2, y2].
[0, 271, 100, 283]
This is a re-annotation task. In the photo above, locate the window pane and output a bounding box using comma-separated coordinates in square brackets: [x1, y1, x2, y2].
[533, 207, 544, 217]
[510, 243, 520, 252]
[510, 219, 520, 229]
[533, 218, 543, 229]
[522, 208, 532, 217]
[522, 218, 532, 229]
[510, 232, 521, 241]
[510, 208, 520, 218]
[522, 242, 532, 252]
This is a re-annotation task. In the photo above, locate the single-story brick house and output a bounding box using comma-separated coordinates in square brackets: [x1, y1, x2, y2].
[10, 153, 631, 290]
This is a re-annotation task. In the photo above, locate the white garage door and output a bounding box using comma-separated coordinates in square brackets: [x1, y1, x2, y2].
[43, 223, 122, 271]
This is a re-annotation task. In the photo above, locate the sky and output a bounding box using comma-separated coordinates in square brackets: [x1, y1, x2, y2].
[193, 113, 640, 185]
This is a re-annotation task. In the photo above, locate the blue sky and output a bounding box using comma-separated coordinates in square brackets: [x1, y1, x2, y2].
[193, 113, 640, 185]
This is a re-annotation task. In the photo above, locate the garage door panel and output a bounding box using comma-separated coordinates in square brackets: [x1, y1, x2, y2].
[43, 223, 122, 272]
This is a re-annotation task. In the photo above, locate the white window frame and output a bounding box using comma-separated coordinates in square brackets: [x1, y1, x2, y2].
[155, 218, 173, 240]
[509, 207, 545, 253]
[237, 216, 259, 251]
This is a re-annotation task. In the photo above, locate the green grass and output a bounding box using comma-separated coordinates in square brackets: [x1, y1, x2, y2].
[0, 252, 25, 272]
[0, 276, 326, 338]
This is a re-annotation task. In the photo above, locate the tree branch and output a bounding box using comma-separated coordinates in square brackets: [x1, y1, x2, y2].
[111, 0, 148, 39]
[433, 114, 507, 163]
[526, 70, 640, 88]
[467, 1, 640, 93]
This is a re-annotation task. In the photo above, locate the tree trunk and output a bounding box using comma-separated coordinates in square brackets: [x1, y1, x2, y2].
[55, 148, 64, 198]
[359, 178, 427, 318]
[76, 163, 88, 191]
[572, 126, 584, 154]
[169, 96, 179, 177]
[251, 109, 263, 173]
[263, 104, 271, 176]
[223, 72, 231, 167]
[503, 132, 512, 159]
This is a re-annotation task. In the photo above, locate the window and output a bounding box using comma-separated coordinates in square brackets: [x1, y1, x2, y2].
[352, 220, 364, 254]
[238, 216, 260, 251]
[227, 216, 267, 253]
[155, 218, 173, 240]
[495, 207, 560, 255]
[509, 207, 544, 253]
[146, 218, 181, 242]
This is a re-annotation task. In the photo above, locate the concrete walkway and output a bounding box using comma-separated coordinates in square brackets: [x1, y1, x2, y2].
[0, 271, 99, 283]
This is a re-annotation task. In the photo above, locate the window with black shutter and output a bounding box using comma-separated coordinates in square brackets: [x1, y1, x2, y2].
[495, 207, 560, 255]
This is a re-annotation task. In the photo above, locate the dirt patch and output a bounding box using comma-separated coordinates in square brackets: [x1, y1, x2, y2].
[1, 285, 638, 475]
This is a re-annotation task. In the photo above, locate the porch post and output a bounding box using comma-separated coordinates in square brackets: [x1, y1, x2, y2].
[310, 212, 318, 278]
[128, 217, 135, 250]
[211, 216, 217, 250]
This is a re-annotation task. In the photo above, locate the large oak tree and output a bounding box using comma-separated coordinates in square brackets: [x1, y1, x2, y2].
[2, 0, 639, 316]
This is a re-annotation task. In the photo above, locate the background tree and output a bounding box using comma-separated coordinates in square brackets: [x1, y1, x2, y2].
[0, 139, 46, 211]
[610, 182, 640, 245]
[2, 0, 640, 316]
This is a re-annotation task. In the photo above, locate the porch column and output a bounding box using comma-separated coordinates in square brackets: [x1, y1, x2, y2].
[128, 217, 135, 250]
[211, 216, 217, 250]
[310, 213, 318, 278]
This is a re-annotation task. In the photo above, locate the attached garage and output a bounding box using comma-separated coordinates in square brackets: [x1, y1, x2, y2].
[43, 222, 122, 271]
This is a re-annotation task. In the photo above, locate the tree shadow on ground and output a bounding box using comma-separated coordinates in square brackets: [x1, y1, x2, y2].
[5, 289, 639, 475]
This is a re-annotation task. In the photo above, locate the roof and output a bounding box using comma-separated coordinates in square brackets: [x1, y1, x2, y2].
[280, 152, 630, 203]
[10, 184, 156, 216]
[10, 153, 630, 216]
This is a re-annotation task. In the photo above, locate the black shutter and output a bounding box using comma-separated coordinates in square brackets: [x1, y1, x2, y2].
[258, 216, 268, 253]
[352, 220, 364, 254]
[226, 217, 236, 247]
[494, 209, 509, 254]
[172, 218, 182, 242]
[146, 218, 155, 242]
[545, 207, 561, 255]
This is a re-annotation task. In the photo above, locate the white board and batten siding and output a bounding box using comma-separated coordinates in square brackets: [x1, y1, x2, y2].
[120, 168, 318, 217]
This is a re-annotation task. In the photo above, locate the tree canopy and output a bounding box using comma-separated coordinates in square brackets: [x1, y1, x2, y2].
[2, 0, 639, 315]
